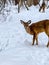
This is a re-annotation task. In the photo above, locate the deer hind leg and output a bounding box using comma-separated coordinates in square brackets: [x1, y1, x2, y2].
[36, 35, 38, 45]
[47, 36, 49, 47]
[24, 1, 29, 10]
[32, 35, 35, 45]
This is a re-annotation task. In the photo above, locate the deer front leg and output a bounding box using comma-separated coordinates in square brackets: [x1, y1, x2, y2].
[42, 7, 45, 12]
[32, 34, 36, 45]
[36, 35, 38, 45]
[18, 4, 20, 13]
[32, 34, 38, 45]
[32, 35, 35, 45]
[18, 0, 21, 13]
[39, 6, 42, 12]
[39, 7, 41, 12]
[24, 1, 29, 10]
[47, 37, 49, 47]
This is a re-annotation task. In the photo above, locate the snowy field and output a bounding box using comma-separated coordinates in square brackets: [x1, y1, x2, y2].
[0, 3, 49, 65]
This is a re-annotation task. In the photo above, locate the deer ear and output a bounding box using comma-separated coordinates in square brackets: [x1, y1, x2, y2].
[20, 20, 24, 24]
[28, 20, 31, 24]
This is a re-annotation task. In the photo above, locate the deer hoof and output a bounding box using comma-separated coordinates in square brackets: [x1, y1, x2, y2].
[36, 43, 38, 45]
[46, 44, 49, 47]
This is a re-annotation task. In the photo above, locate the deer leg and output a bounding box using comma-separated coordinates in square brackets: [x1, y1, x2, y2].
[32, 34, 36, 45]
[38, 2, 40, 7]
[18, 4, 20, 13]
[47, 37, 49, 47]
[47, 42, 49, 47]
[43, 7, 45, 12]
[39, 6, 42, 12]
[32, 35, 35, 45]
[24, 1, 29, 10]
[36, 35, 38, 45]
[18, 0, 21, 13]
[32, 34, 38, 45]
[39, 3, 40, 7]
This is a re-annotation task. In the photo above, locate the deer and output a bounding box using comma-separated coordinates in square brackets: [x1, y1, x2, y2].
[33, 0, 40, 6]
[20, 19, 49, 47]
[14, 0, 29, 13]
[47, 0, 49, 9]
[39, 0, 46, 12]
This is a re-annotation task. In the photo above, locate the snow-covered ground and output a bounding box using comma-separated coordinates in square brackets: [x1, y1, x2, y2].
[0, 4, 49, 65]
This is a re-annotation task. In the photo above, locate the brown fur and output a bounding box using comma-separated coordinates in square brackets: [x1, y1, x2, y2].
[26, 0, 33, 7]
[15, 0, 20, 5]
[33, 0, 40, 6]
[26, 0, 40, 7]
[20, 19, 49, 47]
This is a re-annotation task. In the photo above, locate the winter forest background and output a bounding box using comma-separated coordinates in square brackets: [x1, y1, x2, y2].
[0, 0, 49, 65]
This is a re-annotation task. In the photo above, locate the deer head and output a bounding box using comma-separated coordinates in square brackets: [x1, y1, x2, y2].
[20, 20, 31, 34]
[20, 20, 31, 27]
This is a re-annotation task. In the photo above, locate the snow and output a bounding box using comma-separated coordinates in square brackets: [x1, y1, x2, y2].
[0, 4, 49, 65]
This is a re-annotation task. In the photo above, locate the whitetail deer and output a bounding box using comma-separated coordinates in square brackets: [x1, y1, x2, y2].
[33, 0, 40, 6]
[47, 0, 49, 9]
[20, 19, 49, 47]
[14, 0, 29, 13]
